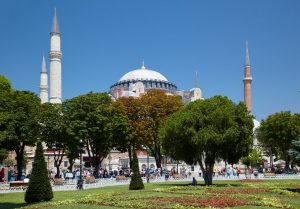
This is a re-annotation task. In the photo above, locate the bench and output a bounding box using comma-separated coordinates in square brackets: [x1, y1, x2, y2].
[85, 176, 96, 184]
[116, 176, 128, 181]
[264, 172, 276, 178]
[53, 178, 65, 185]
[10, 181, 29, 190]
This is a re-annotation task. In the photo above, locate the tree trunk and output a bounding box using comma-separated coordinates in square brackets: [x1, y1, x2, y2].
[285, 152, 290, 171]
[15, 144, 25, 180]
[202, 165, 213, 186]
[16, 152, 23, 180]
[128, 147, 132, 169]
[68, 158, 74, 172]
[94, 154, 101, 176]
[55, 162, 60, 178]
[199, 159, 214, 186]
[155, 153, 162, 169]
[154, 141, 162, 169]
[270, 154, 273, 169]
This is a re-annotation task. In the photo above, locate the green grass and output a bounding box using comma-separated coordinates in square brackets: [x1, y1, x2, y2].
[0, 179, 300, 209]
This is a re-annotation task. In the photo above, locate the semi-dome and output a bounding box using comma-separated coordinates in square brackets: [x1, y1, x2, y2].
[119, 64, 168, 82]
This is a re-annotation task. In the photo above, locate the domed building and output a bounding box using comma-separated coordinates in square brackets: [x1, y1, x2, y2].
[110, 62, 203, 102]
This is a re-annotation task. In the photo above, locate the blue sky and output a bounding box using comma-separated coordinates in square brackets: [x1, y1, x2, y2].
[0, 0, 299, 121]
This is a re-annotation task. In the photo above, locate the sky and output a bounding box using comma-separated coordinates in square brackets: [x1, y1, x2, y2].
[0, 0, 299, 121]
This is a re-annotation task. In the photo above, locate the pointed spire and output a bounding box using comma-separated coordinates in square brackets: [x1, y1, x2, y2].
[195, 71, 199, 88]
[141, 59, 146, 69]
[245, 41, 250, 67]
[41, 54, 47, 73]
[51, 8, 60, 34]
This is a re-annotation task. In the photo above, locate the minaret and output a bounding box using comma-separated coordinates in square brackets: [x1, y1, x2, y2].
[195, 71, 199, 88]
[39, 55, 48, 103]
[190, 70, 202, 101]
[243, 41, 252, 112]
[49, 8, 62, 104]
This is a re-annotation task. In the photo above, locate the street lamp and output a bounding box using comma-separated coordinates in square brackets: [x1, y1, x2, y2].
[147, 148, 150, 169]
[77, 139, 84, 190]
[108, 152, 112, 172]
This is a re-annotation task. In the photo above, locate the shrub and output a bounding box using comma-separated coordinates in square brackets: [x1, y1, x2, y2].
[25, 141, 53, 203]
[129, 151, 144, 190]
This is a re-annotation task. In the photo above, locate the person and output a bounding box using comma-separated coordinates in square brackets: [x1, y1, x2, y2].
[199, 169, 202, 177]
[237, 167, 241, 178]
[192, 177, 197, 186]
[145, 168, 150, 183]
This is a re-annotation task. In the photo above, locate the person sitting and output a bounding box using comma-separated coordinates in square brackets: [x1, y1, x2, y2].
[191, 177, 197, 186]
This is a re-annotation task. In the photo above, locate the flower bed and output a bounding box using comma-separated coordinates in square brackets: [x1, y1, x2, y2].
[207, 188, 268, 194]
[149, 196, 246, 208]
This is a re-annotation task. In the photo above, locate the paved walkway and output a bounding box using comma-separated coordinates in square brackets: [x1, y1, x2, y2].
[1, 174, 300, 193]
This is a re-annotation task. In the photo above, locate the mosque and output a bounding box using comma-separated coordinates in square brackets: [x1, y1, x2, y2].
[30, 9, 259, 174]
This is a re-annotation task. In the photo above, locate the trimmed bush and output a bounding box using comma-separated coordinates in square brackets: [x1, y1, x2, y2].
[25, 141, 53, 203]
[129, 151, 144, 190]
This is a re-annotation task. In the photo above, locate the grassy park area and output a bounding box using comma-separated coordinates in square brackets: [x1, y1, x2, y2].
[1, 179, 300, 209]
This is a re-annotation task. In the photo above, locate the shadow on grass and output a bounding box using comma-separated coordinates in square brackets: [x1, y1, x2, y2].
[0, 202, 29, 209]
[287, 188, 300, 193]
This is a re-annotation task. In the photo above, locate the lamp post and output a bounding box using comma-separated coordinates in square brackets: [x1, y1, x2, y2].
[108, 152, 112, 172]
[147, 148, 150, 169]
[77, 139, 84, 190]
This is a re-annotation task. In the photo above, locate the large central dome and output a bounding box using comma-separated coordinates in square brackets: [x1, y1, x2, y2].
[110, 62, 177, 99]
[119, 65, 168, 82]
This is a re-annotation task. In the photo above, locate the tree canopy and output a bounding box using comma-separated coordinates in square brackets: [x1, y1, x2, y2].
[25, 141, 53, 203]
[289, 140, 300, 166]
[140, 89, 183, 169]
[256, 111, 300, 170]
[63, 92, 113, 173]
[160, 96, 254, 185]
[113, 89, 183, 169]
[39, 103, 69, 177]
[0, 75, 12, 94]
[0, 90, 41, 180]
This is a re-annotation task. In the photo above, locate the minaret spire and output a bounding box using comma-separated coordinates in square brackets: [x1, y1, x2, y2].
[195, 71, 199, 88]
[51, 7, 60, 34]
[243, 41, 252, 112]
[245, 41, 250, 67]
[40, 55, 48, 103]
[41, 54, 47, 72]
[49, 8, 62, 104]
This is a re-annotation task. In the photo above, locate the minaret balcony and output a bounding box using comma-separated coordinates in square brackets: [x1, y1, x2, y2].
[49, 51, 62, 59]
[243, 77, 252, 81]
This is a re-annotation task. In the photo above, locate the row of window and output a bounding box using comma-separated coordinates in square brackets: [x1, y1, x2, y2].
[112, 81, 177, 92]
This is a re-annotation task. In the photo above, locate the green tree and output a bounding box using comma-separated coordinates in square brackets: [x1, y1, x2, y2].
[241, 148, 263, 168]
[289, 140, 300, 166]
[140, 89, 183, 169]
[0, 75, 12, 94]
[112, 97, 148, 168]
[256, 112, 300, 170]
[25, 141, 53, 203]
[129, 151, 144, 190]
[160, 96, 253, 185]
[39, 103, 69, 177]
[0, 149, 8, 163]
[0, 90, 40, 180]
[63, 92, 113, 174]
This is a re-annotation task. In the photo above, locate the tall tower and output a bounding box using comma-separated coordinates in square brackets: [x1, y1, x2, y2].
[49, 8, 62, 104]
[243, 41, 252, 112]
[39, 55, 48, 103]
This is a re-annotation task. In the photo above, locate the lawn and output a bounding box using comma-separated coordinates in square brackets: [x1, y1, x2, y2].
[1, 179, 300, 209]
